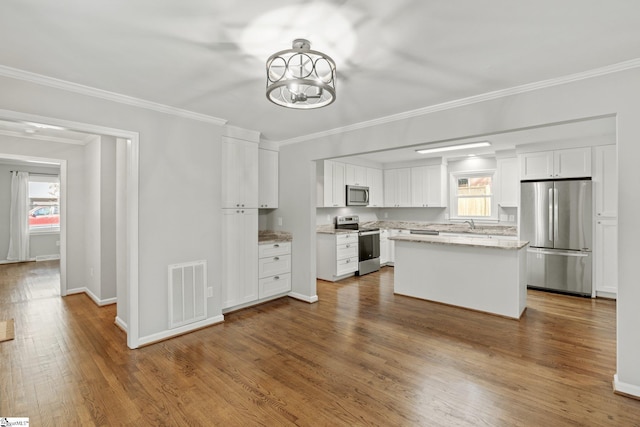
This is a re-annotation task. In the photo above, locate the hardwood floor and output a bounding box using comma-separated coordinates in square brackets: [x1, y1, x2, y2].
[1, 262, 639, 426]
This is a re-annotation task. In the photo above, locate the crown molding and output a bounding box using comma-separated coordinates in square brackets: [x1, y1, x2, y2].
[279, 58, 640, 146]
[0, 65, 227, 126]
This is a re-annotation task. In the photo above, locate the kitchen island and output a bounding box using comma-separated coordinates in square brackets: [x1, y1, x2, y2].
[390, 234, 529, 319]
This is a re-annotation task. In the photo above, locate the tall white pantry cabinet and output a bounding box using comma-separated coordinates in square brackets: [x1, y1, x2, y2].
[221, 129, 260, 310]
[593, 145, 618, 298]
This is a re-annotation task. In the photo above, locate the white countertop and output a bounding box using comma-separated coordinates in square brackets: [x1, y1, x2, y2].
[316, 221, 517, 237]
[389, 233, 529, 250]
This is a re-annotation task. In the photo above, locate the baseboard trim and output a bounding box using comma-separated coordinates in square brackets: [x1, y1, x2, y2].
[614, 374, 640, 399]
[65, 287, 116, 306]
[35, 254, 61, 261]
[288, 292, 319, 303]
[137, 315, 225, 347]
[115, 316, 128, 332]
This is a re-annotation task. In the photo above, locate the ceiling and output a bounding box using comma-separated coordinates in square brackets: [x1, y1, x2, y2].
[0, 1, 638, 146]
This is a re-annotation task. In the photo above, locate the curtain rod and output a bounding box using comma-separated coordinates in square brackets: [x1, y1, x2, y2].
[9, 171, 59, 177]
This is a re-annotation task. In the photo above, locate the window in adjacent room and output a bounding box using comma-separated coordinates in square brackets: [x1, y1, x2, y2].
[28, 174, 60, 233]
[451, 172, 496, 219]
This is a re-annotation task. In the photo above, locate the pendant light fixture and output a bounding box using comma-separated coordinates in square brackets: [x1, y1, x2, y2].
[266, 39, 336, 109]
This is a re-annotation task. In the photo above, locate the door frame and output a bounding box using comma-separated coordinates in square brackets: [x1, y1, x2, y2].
[0, 108, 140, 349]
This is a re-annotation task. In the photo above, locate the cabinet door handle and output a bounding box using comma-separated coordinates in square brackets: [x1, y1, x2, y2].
[274, 244, 280, 248]
[274, 256, 280, 261]
[346, 259, 350, 263]
[346, 244, 350, 248]
[236, 204, 240, 207]
[274, 276, 280, 280]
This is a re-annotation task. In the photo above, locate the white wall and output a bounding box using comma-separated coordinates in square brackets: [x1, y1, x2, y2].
[0, 74, 225, 340]
[84, 138, 101, 297]
[82, 135, 117, 302]
[275, 67, 640, 396]
[100, 136, 117, 300]
[115, 138, 128, 327]
[0, 135, 84, 286]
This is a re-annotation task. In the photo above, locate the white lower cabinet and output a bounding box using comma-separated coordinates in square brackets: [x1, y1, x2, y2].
[594, 219, 617, 297]
[317, 232, 359, 281]
[387, 229, 410, 265]
[258, 241, 291, 299]
[380, 229, 390, 265]
[222, 209, 258, 310]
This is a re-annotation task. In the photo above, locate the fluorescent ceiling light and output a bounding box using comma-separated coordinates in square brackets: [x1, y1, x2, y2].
[416, 141, 491, 155]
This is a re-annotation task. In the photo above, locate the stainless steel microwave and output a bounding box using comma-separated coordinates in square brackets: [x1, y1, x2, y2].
[346, 185, 370, 206]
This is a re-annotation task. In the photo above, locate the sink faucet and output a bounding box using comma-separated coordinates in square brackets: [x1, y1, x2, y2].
[464, 219, 475, 229]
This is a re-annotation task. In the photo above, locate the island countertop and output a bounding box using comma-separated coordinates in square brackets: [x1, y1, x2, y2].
[389, 233, 529, 250]
[316, 221, 517, 236]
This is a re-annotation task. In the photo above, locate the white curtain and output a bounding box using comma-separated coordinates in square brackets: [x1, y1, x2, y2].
[7, 171, 30, 262]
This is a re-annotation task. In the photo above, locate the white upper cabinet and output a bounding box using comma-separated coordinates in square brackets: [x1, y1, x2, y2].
[520, 151, 553, 180]
[258, 148, 278, 209]
[497, 157, 519, 207]
[222, 136, 258, 209]
[520, 147, 591, 180]
[554, 148, 592, 178]
[593, 145, 617, 218]
[384, 168, 411, 207]
[345, 164, 367, 186]
[411, 165, 447, 207]
[318, 160, 346, 207]
[366, 167, 384, 207]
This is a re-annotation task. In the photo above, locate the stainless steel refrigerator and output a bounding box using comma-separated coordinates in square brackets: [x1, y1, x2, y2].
[520, 179, 592, 296]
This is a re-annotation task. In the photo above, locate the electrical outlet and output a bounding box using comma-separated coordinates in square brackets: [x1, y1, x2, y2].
[278, 217, 283, 226]
[56, 240, 60, 247]
[327, 214, 331, 222]
[500, 214, 508, 221]
[207, 287, 213, 298]
[89, 268, 94, 277]
[384, 212, 388, 218]
[509, 215, 515, 222]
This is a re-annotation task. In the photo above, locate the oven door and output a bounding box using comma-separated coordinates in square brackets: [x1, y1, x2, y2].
[358, 231, 380, 261]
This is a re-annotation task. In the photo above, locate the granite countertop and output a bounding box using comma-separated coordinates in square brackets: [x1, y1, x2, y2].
[389, 233, 529, 250]
[361, 220, 517, 237]
[316, 224, 358, 234]
[258, 230, 293, 244]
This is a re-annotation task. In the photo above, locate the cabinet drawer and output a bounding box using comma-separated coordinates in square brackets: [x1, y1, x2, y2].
[336, 256, 358, 276]
[258, 254, 291, 278]
[335, 233, 358, 245]
[258, 242, 291, 258]
[259, 273, 291, 299]
[336, 243, 358, 260]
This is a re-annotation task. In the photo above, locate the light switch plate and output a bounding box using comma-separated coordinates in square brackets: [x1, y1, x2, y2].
[207, 287, 213, 298]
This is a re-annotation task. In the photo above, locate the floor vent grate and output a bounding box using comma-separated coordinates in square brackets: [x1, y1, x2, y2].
[168, 260, 207, 329]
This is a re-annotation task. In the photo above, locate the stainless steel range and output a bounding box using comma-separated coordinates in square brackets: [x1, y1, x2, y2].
[335, 215, 380, 276]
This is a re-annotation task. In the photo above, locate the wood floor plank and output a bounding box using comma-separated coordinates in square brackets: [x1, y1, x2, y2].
[1, 261, 640, 425]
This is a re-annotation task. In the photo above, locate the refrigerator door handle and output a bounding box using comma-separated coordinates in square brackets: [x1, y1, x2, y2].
[548, 188, 554, 242]
[553, 188, 559, 241]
